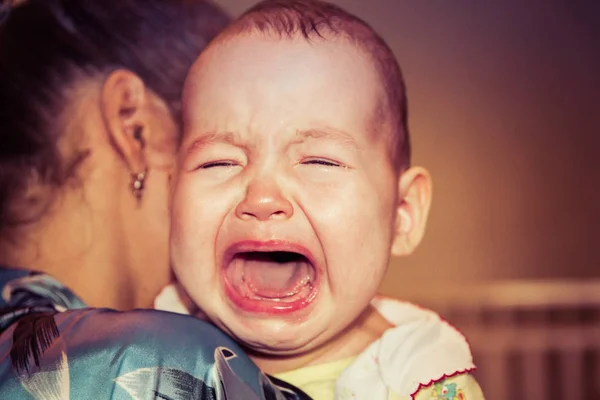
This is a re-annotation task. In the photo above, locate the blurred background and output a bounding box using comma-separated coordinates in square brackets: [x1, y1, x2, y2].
[213, 1, 600, 399]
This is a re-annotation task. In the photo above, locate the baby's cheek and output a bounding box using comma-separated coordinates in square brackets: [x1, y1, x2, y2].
[172, 178, 213, 225]
[326, 240, 383, 294]
[324, 211, 393, 300]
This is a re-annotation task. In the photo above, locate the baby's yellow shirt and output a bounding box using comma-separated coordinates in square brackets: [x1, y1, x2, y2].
[273, 357, 356, 400]
[274, 361, 483, 400]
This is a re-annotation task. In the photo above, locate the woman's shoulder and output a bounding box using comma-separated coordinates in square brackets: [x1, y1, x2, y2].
[0, 268, 310, 399]
[0, 306, 309, 399]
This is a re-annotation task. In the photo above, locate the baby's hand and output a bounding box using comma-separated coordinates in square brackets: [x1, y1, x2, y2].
[153, 283, 208, 320]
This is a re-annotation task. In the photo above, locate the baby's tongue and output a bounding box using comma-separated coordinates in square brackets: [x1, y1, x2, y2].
[233, 252, 310, 299]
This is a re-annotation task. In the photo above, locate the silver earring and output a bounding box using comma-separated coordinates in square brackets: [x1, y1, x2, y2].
[130, 126, 147, 202]
[130, 169, 147, 202]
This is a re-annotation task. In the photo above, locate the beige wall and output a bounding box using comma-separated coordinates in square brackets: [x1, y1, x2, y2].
[213, 0, 600, 295]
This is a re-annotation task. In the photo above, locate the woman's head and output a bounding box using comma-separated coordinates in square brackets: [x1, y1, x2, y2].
[0, 0, 229, 308]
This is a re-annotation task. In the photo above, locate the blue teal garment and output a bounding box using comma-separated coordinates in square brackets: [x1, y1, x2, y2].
[0, 267, 311, 399]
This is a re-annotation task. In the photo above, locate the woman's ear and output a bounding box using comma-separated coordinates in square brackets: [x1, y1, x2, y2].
[390, 166, 433, 257]
[100, 69, 149, 174]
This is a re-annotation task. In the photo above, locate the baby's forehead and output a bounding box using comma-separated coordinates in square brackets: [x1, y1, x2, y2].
[194, 33, 375, 78]
[181, 40, 398, 165]
[179, 34, 397, 171]
[183, 33, 386, 119]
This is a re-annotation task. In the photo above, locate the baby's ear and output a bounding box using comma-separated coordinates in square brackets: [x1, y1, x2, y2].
[390, 166, 433, 256]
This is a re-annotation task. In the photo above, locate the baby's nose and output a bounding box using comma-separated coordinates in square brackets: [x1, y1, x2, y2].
[235, 178, 293, 221]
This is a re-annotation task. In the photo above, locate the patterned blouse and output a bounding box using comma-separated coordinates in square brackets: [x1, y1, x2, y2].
[0, 267, 311, 399]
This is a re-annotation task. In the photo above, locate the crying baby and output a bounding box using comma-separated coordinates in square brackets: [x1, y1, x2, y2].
[161, 1, 485, 399]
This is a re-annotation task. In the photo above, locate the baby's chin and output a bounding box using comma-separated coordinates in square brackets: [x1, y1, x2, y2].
[217, 315, 326, 356]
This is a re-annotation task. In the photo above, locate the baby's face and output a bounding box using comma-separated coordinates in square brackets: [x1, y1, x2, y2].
[171, 35, 400, 355]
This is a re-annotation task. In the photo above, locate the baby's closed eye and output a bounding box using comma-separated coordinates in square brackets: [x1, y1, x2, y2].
[300, 158, 344, 168]
[199, 160, 241, 169]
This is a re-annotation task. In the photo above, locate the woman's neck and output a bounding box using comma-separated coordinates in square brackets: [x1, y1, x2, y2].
[0, 187, 169, 310]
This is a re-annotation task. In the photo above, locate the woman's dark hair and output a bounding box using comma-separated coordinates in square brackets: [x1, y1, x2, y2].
[0, 0, 229, 230]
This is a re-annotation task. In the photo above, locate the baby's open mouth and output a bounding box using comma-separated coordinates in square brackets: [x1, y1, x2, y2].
[226, 251, 316, 303]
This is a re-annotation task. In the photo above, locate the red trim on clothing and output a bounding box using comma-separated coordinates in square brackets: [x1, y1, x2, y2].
[409, 368, 477, 399]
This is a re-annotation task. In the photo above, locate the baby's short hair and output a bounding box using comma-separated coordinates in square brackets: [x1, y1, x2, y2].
[222, 0, 410, 171]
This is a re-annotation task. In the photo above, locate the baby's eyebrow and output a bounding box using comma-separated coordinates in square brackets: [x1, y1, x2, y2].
[184, 127, 359, 153]
[185, 131, 245, 153]
[290, 127, 359, 150]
